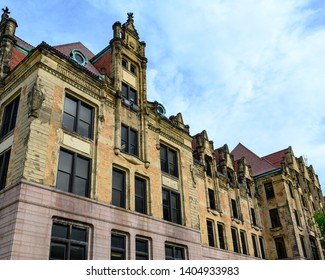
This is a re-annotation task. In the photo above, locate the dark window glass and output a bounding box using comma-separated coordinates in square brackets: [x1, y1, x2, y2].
[269, 208, 281, 228]
[265, 182, 275, 199]
[294, 209, 301, 227]
[231, 199, 238, 219]
[207, 220, 215, 247]
[275, 237, 287, 259]
[112, 169, 126, 208]
[121, 83, 137, 105]
[160, 144, 178, 177]
[240, 231, 248, 255]
[121, 124, 138, 156]
[162, 188, 181, 224]
[300, 236, 307, 258]
[217, 223, 226, 250]
[301, 194, 307, 208]
[165, 244, 185, 260]
[56, 149, 90, 197]
[122, 59, 128, 69]
[130, 64, 136, 75]
[231, 227, 239, 253]
[208, 189, 216, 210]
[288, 182, 294, 198]
[0, 149, 11, 190]
[49, 222, 88, 260]
[0, 95, 20, 138]
[62, 95, 93, 138]
[310, 237, 320, 260]
[135, 177, 147, 214]
[136, 238, 149, 260]
[252, 234, 259, 257]
[111, 233, 126, 260]
[205, 157, 212, 177]
[251, 208, 257, 226]
[259, 237, 266, 259]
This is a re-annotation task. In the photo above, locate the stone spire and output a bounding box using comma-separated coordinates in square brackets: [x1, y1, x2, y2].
[0, 6, 18, 78]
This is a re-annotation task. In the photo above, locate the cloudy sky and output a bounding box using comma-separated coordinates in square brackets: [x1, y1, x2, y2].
[3, 0, 325, 193]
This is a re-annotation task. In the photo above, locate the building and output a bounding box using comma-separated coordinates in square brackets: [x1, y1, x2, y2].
[0, 7, 324, 260]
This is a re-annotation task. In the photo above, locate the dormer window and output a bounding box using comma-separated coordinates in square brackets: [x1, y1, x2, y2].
[70, 49, 88, 66]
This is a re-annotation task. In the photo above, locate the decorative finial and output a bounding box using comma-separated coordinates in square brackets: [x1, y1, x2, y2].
[1, 6, 10, 21]
[127, 12, 134, 23]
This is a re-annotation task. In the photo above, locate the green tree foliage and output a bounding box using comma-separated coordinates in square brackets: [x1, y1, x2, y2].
[314, 211, 325, 246]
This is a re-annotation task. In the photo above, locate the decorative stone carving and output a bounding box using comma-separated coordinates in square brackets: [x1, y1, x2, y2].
[28, 78, 45, 118]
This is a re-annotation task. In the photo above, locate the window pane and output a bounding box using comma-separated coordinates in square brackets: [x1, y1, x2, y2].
[71, 227, 87, 242]
[130, 129, 138, 155]
[75, 157, 89, 179]
[113, 170, 124, 191]
[79, 105, 92, 124]
[79, 120, 90, 138]
[175, 247, 184, 259]
[51, 223, 69, 239]
[0, 150, 11, 190]
[50, 243, 66, 260]
[122, 83, 128, 99]
[64, 97, 77, 116]
[56, 171, 71, 192]
[70, 245, 86, 260]
[63, 113, 76, 131]
[58, 151, 73, 173]
[121, 125, 128, 152]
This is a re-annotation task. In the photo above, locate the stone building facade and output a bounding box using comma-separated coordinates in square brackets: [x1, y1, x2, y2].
[0, 8, 324, 260]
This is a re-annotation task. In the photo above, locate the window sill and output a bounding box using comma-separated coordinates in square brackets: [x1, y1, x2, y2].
[208, 208, 219, 216]
[231, 217, 241, 224]
[270, 226, 282, 232]
[161, 171, 179, 181]
[62, 128, 93, 143]
[119, 151, 149, 167]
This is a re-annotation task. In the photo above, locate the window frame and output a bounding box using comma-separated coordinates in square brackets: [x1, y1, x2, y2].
[135, 237, 150, 260]
[309, 236, 320, 260]
[111, 232, 127, 260]
[165, 243, 186, 260]
[293, 209, 301, 227]
[240, 230, 248, 255]
[274, 237, 287, 259]
[162, 188, 182, 225]
[206, 219, 216, 247]
[122, 82, 138, 106]
[251, 234, 259, 258]
[56, 149, 91, 198]
[208, 188, 216, 210]
[112, 168, 126, 208]
[135, 176, 147, 214]
[49, 220, 89, 260]
[62, 94, 94, 139]
[0, 95, 20, 139]
[231, 198, 239, 219]
[0, 148, 11, 190]
[217, 223, 226, 250]
[259, 237, 266, 259]
[300, 235, 307, 258]
[121, 124, 138, 156]
[160, 144, 179, 178]
[231, 227, 240, 253]
[269, 208, 281, 228]
[251, 207, 257, 226]
[264, 182, 275, 199]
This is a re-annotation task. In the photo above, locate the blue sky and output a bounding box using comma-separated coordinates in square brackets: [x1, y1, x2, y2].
[3, 0, 325, 194]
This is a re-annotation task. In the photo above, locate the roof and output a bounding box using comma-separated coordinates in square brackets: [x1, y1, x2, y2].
[53, 42, 100, 75]
[262, 148, 289, 168]
[231, 143, 279, 177]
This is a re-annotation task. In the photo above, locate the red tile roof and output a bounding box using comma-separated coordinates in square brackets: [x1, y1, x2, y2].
[231, 143, 280, 177]
[262, 148, 289, 168]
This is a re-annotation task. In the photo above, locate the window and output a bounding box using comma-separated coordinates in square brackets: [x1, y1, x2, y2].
[205, 156, 212, 177]
[160, 144, 178, 177]
[264, 182, 275, 199]
[288, 182, 294, 198]
[231, 227, 239, 253]
[49, 221, 88, 260]
[274, 237, 287, 259]
[130, 64, 136, 75]
[56, 149, 91, 197]
[0, 149, 11, 190]
[111, 233, 126, 260]
[165, 243, 186, 260]
[208, 188, 216, 210]
[121, 124, 138, 156]
[135, 177, 147, 214]
[227, 169, 234, 184]
[300, 236, 307, 258]
[301, 194, 307, 208]
[309, 236, 320, 260]
[259, 237, 266, 259]
[240, 230, 248, 255]
[269, 208, 281, 228]
[136, 237, 149, 260]
[0, 95, 20, 138]
[62, 95, 94, 139]
[206, 220, 215, 247]
[122, 82, 138, 108]
[112, 169, 126, 208]
[251, 208, 257, 226]
[122, 58, 128, 69]
[231, 199, 239, 219]
[217, 223, 226, 250]
[293, 209, 301, 227]
[162, 188, 181, 224]
[251, 234, 259, 257]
